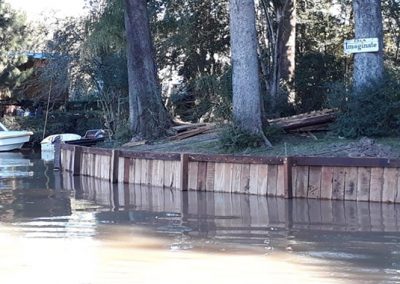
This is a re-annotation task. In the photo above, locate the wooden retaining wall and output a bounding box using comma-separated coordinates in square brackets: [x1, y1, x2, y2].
[60, 144, 400, 203]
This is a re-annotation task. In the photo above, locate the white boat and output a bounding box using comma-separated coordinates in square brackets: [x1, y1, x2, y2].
[41, 133, 82, 161]
[0, 122, 33, 151]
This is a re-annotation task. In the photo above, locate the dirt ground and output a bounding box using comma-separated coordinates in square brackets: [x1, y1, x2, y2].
[121, 130, 400, 159]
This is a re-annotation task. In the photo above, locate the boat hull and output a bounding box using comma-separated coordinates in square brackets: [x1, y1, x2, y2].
[0, 132, 32, 152]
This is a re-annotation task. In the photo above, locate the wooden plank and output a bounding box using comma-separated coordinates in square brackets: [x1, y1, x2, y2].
[180, 154, 189, 191]
[214, 163, 232, 193]
[188, 161, 199, 190]
[151, 160, 164, 187]
[81, 147, 112, 156]
[332, 167, 345, 200]
[267, 165, 278, 196]
[173, 161, 181, 190]
[123, 158, 130, 183]
[197, 162, 207, 191]
[293, 156, 400, 168]
[344, 167, 358, 201]
[134, 159, 141, 185]
[205, 162, 215, 191]
[257, 164, 268, 196]
[231, 164, 242, 193]
[140, 159, 148, 185]
[357, 167, 371, 202]
[163, 160, 174, 188]
[240, 164, 251, 194]
[110, 150, 120, 183]
[118, 150, 180, 161]
[307, 166, 321, 199]
[396, 169, 400, 203]
[276, 165, 285, 197]
[188, 154, 284, 165]
[249, 164, 259, 195]
[118, 157, 125, 183]
[382, 168, 398, 203]
[320, 167, 334, 199]
[128, 158, 135, 184]
[222, 163, 233, 193]
[294, 166, 308, 198]
[369, 167, 384, 202]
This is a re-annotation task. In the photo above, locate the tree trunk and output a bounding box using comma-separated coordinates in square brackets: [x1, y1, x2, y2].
[353, 0, 384, 92]
[124, 0, 171, 139]
[278, 0, 296, 93]
[229, 0, 264, 135]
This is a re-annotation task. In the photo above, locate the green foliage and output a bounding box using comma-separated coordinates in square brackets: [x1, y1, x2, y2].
[169, 67, 232, 122]
[263, 125, 285, 143]
[329, 73, 400, 138]
[218, 125, 264, 153]
[295, 52, 345, 112]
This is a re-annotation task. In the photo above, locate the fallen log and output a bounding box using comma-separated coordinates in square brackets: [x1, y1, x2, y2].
[268, 109, 337, 131]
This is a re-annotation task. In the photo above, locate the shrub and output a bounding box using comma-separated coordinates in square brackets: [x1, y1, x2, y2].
[218, 124, 264, 153]
[328, 73, 400, 138]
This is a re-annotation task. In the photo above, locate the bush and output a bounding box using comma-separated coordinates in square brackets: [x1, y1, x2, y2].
[218, 124, 264, 153]
[328, 73, 400, 138]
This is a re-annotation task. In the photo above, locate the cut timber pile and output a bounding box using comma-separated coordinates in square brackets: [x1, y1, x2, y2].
[268, 109, 337, 133]
[168, 123, 215, 141]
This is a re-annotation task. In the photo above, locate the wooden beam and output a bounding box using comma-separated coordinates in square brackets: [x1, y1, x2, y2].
[293, 156, 400, 168]
[180, 153, 189, 191]
[188, 154, 284, 165]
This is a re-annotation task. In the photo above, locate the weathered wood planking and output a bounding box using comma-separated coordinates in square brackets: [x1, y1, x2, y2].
[294, 166, 309, 198]
[231, 163, 242, 193]
[59, 145, 400, 203]
[307, 166, 321, 199]
[267, 165, 278, 196]
[188, 162, 199, 190]
[214, 163, 233, 193]
[344, 167, 358, 201]
[357, 167, 371, 202]
[205, 162, 215, 191]
[257, 164, 269, 196]
[240, 164, 251, 194]
[382, 168, 398, 203]
[332, 167, 345, 200]
[320, 167, 334, 200]
[276, 165, 285, 197]
[369, 168, 384, 202]
[249, 164, 258, 195]
[197, 162, 207, 191]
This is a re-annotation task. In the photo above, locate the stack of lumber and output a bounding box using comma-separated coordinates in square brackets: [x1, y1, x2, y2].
[168, 123, 215, 141]
[268, 109, 337, 133]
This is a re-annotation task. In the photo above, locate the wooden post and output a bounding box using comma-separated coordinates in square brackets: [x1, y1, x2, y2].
[180, 153, 189, 191]
[110, 149, 120, 183]
[283, 157, 293, 199]
[73, 146, 82, 176]
[53, 137, 61, 171]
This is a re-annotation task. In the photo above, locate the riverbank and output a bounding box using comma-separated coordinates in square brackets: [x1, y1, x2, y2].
[120, 130, 400, 159]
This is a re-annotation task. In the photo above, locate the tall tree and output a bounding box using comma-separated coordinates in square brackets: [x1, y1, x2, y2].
[124, 0, 171, 139]
[353, 0, 384, 91]
[230, 0, 272, 146]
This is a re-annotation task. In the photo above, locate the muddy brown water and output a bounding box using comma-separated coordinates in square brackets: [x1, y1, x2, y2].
[1, 152, 400, 283]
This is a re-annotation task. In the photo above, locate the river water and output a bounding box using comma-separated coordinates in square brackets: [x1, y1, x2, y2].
[0, 152, 400, 283]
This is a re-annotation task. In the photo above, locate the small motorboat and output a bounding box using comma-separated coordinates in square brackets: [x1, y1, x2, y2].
[41, 133, 82, 161]
[0, 122, 33, 152]
[41, 129, 108, 161]
[65, 129, 108, 147]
